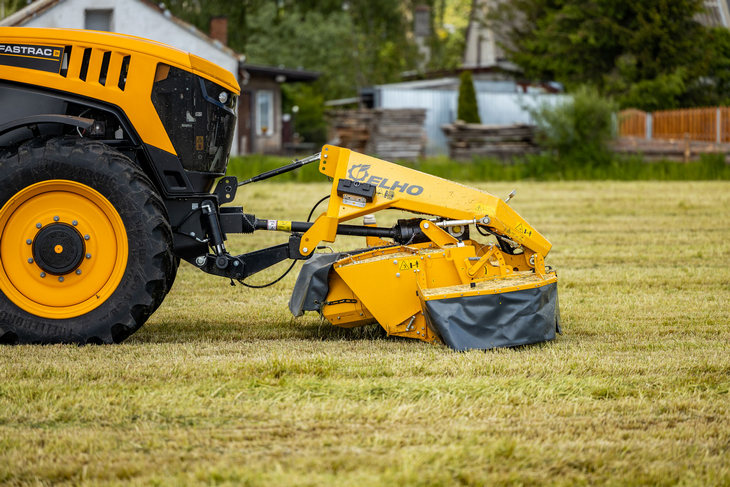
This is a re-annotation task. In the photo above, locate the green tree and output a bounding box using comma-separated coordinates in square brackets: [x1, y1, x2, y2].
[457, 71, 481, 123]
[490, 0, 721, 110]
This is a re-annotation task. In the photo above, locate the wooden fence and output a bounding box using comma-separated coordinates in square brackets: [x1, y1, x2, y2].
[619, 107, 730, 142]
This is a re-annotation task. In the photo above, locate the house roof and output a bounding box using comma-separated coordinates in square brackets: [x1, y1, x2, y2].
[240, 63, 319, 83]
[0, 0, 244, 62]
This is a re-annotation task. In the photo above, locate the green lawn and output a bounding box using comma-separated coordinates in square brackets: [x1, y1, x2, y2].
[1, 181, 729, 486]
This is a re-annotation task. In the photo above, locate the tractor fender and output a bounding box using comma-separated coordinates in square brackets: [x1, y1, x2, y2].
[0, 114, 94, 138]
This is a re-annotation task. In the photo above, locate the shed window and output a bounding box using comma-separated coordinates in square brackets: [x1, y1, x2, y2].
[85, 9, 114, 31]
[256, 90, 274, 136]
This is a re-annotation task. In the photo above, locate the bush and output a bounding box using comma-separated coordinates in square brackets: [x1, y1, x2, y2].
[457, 71, 481, 123]
[282, 84, 328, 145]
[530, 86, 618, 172]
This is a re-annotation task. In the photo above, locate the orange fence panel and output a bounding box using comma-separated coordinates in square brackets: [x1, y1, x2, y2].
[620, 106, 730, 143]
[652, 107, 716, 142]
[618, 109, 646, 138]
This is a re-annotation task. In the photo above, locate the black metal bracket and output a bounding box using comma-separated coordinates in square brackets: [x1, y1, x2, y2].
[189, 234, 312, 281]
[213, 176, 238, 205]
[337, 179, 375, 202]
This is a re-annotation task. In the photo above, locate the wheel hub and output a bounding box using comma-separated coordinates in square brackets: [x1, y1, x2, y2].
[32, 223, 85, 275]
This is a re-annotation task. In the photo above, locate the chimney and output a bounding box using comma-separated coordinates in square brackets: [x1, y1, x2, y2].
[414, 5, 431, 70]
[209, 16, 228, 46]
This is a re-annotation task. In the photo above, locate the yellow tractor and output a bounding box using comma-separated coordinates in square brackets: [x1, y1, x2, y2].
[0, 27, 559, 348]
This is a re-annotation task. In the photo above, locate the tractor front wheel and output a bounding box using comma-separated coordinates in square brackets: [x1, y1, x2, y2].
[0, 138, 176, 344]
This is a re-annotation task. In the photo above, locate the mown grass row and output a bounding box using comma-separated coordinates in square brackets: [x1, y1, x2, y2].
[0, 181, 728, 485]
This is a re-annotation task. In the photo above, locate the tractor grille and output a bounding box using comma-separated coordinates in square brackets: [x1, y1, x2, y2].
[60, 46, 130, 91]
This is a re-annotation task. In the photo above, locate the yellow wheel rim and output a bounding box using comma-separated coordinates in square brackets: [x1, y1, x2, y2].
[0, 180, 128, 319]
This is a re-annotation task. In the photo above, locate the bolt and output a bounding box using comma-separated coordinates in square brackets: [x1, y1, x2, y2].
[86, 253, 91, 259]
[84, 235, 90, 240]
[423, 222, 430, 229]
[189, 232, 196, 237]
[76, 269, 82, 275]
[303, 247, 308, 253]
[195, 256, 206, 266]
[53, 216, 59, 222]
[72, 220, 78, 226]
[40, 272, 46, 278]
[324, 154, 328, 159]
[27, 258, 33, 264]
[396, 272, 401, 277]
[393, 259, 398, 265]
[26, 239, 32, 245]
[36, 223, 42, 229]
[233, 261, 239, 267]
[58, 276, 64, 282]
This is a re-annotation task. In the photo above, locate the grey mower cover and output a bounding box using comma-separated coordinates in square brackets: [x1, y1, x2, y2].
[423, 282, 561, 351]
[289, 252, 352, 317]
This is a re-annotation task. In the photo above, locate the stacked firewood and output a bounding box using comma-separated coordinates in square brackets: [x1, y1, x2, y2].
[328, 109, 426, 160]
[442, 122, 538, 160]
[327, 110, 373, 153]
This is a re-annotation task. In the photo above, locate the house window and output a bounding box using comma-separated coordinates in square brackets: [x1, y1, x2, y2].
[256, 90, 274, 136]
[85, 9, 114, 31]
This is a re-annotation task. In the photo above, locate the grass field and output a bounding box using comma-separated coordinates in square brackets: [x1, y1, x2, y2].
[1, 181, 729, 485]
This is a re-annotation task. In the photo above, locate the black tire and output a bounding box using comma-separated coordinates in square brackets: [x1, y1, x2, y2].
[0, 137, 177, 344]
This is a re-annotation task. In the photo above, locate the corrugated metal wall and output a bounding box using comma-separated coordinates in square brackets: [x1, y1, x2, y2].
[378, 88, 566, 155]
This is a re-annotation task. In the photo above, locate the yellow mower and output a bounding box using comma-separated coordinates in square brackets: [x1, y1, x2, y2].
[0, 27, 559, 348]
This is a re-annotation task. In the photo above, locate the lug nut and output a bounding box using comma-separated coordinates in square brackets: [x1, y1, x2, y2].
[84, 234, 90, 240]
[27, 258, 33, 264]
[26, 239, 32, 245]
[36, 223, 42, 229]
[76, 269, 82, 275]
[86, 253, 92, 259]
[40, 272, 46, 278]
[53, 216, 59, 222]
[58, 276, 64, 282]
[72, 220, 78, 226]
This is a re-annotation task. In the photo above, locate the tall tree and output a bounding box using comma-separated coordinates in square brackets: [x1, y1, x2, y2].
[490, 0, 721, 110]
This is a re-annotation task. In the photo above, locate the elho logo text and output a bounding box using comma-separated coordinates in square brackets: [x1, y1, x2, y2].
[348, 164, 425, 196]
